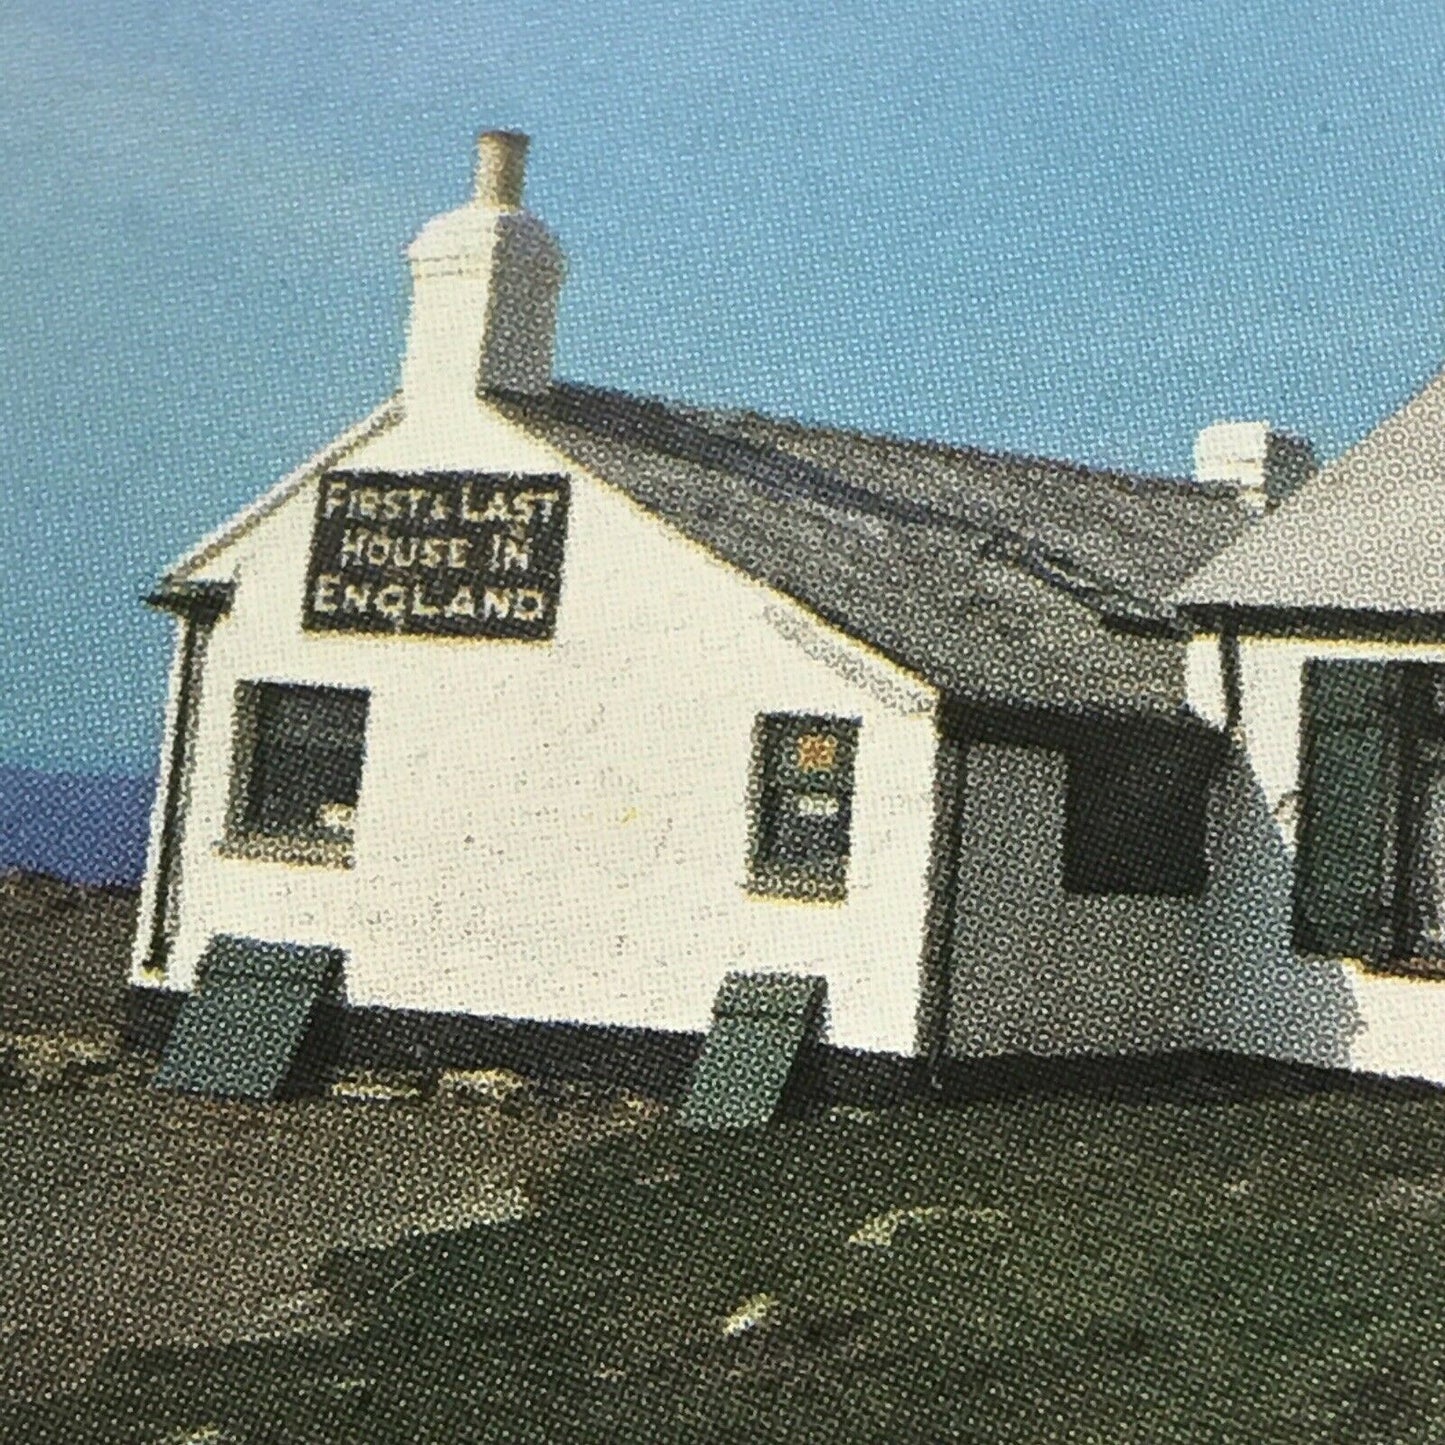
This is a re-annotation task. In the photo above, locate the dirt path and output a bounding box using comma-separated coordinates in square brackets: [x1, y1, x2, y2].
[0, 1083, 644, 1402]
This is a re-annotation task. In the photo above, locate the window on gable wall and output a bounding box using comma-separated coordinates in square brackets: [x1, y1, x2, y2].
[748, 713, 860, 902]
[224, 681, 370, 866]
[1062, 723, 1213, 898]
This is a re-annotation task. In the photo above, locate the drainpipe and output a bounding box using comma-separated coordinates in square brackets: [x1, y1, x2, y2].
[1220, 625, 1244, 741]
[917, 722, 968, 1092]
[140, 581, 233, 976]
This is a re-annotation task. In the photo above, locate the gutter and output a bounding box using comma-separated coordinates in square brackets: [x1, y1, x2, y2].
[1174, 603, 1445, 643]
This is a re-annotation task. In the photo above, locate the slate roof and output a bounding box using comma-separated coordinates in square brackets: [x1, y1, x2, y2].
[1174, 366, 1445, 617]
[495, 382, 1251, 717]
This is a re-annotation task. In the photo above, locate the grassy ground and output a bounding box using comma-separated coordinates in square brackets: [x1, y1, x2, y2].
[0, 874, 651, 1418]
[0, 1083, 645, 1409]
[12, 1083, 1445, 1444]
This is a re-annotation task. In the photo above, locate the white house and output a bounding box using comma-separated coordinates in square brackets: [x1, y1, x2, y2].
[129, 129, 1369, 1099]
[1177, 370, 1445, 1086]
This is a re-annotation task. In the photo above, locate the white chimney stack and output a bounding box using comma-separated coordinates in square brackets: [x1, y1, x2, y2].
[1193, 420, 1317, 515]
[400, 130, 565, 410]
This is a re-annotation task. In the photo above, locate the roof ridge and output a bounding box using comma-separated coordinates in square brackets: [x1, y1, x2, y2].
[495, 382, 1179, 627]
[564, 379, 1204, 496]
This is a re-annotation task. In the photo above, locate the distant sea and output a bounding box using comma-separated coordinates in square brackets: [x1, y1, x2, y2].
[0, 767, 155, 887]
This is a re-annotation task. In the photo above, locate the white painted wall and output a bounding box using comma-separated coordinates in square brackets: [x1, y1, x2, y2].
[1184, 635, 1229, 730]
[1186, 633, 1445, 1084]
[139, 400, 941, 1056]
[946, 744, 1200, 1057]
[403, 209, 563, 404]
[933, 635, 1445, 1081]
[401, 131, 563, 404]
[941, 733, 1369, 1069]
[1194, 745, 1357, 1068]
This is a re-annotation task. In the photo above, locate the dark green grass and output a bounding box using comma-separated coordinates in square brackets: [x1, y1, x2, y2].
[13, 1088, 1445, 1443]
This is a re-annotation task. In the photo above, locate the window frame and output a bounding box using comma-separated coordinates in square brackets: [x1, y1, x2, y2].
[1392, 663, 1445, 970]
[219, 680, 371, 869]
[746, 711, 861, 903]
[1294, 658, 1445, 974]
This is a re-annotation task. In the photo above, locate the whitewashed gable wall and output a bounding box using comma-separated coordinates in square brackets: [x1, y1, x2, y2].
[139, 403, 941, 1057]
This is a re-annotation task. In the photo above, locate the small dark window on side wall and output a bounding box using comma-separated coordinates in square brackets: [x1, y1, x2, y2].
[748, 713, 860, 901]
[224, 681, 370, 865]
[1063, 725, 1211, 898]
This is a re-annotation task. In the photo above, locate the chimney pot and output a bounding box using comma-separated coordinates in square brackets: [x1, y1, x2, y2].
[475, 130, 529, 211]
[1194, 420, 1316, 514]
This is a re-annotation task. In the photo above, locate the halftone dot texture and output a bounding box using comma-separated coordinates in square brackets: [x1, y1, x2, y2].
[9, 1, 1445, 1440]
[7, 0, 1445, 772]
[1177, 366, 1445, 613]
[0, 768, 153, 886]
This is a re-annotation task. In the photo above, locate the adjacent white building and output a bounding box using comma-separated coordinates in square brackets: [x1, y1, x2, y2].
[131, 128, 1439, 1096]
[1177, 370, 1445, 1086]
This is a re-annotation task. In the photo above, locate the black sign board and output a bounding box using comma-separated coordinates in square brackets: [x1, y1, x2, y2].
[302, 471, 570, 640]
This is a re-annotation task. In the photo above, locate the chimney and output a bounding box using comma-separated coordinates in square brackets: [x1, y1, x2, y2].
[474, 130, 529, 210]
[400, 130, 565, 410]
[1193, 420, 1317, 515]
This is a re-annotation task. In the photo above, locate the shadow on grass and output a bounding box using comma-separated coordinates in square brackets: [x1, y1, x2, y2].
[10, 1068, 1445, 1444]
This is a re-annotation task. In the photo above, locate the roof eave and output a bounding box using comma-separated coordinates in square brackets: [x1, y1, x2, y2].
[164, 395, 403, 583]
[145, 579, 236, 622]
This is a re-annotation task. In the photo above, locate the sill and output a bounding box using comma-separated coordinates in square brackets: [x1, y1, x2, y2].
[215, 834, 355, 869]
[1361, 955, 1445, 982]
[1061, 888, 1205, 902]
[745, 868, 848, 905]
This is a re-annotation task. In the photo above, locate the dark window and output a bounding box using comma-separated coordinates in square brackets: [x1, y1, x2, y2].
[749, 713, 860, 900]
[1289, 660, 1445, 968]
[231, 682, 369, 849]
[1294, 660, 1401, 959]
[1063, 726, 1212, 897]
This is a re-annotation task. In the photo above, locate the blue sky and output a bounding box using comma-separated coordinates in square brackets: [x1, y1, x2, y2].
[5, 0, 1445, 773]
